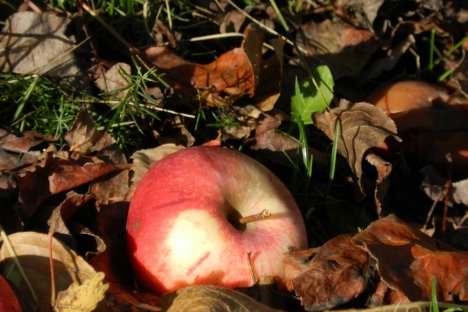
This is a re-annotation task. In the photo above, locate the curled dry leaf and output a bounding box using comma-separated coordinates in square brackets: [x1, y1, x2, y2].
[313, 100, 400, 196]
[54, 272, 109, 312]
[353, 214, 468, 302]
[0, 231, 98, 310]
[281, 234, 369, 311]
[161, 285, 283, 312]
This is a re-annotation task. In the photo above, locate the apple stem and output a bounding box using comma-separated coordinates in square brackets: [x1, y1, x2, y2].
[239, 209, 271, 224]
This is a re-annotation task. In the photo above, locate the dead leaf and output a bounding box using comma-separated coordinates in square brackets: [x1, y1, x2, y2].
[94, 62, 131, 98]
[143, 25, 281, 110]
[332, 0, 386, 29]
[313, 100, 401, 196]
[0, 129, 45, 153]
[48, 191, 95, 235]
[15, 153, 126, 220]
[0, 12, 89, 90]
[129, 143, 184, 191]
[161, 285, 283, 312]
[0, 231, 97, 310]
[421, 166, 468, 207]
[65, 110, 124, 161]
[282, 234, 369, 311]
[353, 215, 468, 302]
[297, 19, 381, 78]
[54, 272, 109, 312]
[252, 113, 299, 152]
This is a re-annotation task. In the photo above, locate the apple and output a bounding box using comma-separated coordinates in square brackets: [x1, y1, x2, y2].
[126, 146, 308, 294]
[0, 275, 21, 312]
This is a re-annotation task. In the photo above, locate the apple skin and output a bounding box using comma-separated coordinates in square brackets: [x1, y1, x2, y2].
[0, 275, 21, 312]
[126, 146, 308, 294]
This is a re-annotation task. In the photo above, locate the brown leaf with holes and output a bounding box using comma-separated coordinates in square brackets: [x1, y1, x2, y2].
[161, 285, 283, 312]
[313, 100, 400, 197]
[353, 214, 468, 302]
[281, 234, 369, 311]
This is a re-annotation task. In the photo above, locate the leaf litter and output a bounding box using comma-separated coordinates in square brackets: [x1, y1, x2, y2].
[0, 1, 467, 311]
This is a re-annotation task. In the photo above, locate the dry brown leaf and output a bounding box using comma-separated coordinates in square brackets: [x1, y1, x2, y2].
[0, 129, 45, 153]
[48, 191, 95, 235]
[313, 100, 400, 196]
[94, 62, 131, 98]
[0, 12, 89, 89]
[421, 165, 468, 207]
[252, 113, 299, 152]
[297, 19, 380, 78]
[161, 285, 283, 312]
[54, 272, 108, 312]
[15, 153, 126, 220]
[65, 110, 124, 161]
[353, 215, 468, 302]
[333, 0, 385, 28]
[0, 231, 97, 309]
[143, 25, 281, 110]
[282, 234, 369, 311]
[129, 143, 185, 191]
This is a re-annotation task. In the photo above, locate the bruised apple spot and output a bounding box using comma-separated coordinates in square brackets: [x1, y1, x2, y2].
[166, 209, 227, 272]
[133, 219, 141, 231]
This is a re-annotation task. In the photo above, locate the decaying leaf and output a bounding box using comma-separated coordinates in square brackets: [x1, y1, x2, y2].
[421, 165, 468, 207]
[297, 19, 380, 78]
[48, 191, 95, 235]
[144, 24, 282, 110]
[54, 272, 109, 312]
[353, 214, 468, 302]
[313, 100, 400, 197]
[94, 62, 132, 99]
[282, 234, 369, 311]
[0, 231, 98, 309]
[161, 285, 283, 312]
[0, 11, 89, 90]
[252, 113, 299, 152]
[15, 153, 126, 220]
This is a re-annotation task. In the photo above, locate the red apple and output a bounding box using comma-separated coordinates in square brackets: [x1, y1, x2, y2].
[126, 146, 308, 294]
[0, 275, 21, 312]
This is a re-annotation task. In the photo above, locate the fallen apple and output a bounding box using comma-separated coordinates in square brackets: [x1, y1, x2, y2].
[0, 275, 21, 312]
[127, 146, 308, 294]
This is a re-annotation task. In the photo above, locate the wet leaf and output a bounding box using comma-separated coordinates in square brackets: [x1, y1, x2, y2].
[54, 272, 108, 312]
[161, 285, 283, 312]
[0, 231, 97, 309]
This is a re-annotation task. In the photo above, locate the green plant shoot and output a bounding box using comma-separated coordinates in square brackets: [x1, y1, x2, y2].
[291, 65, 334, 124]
